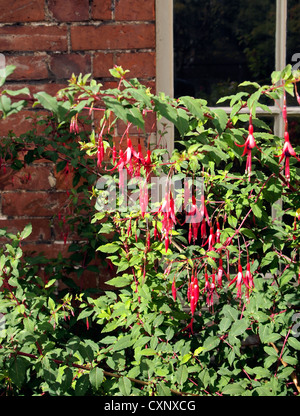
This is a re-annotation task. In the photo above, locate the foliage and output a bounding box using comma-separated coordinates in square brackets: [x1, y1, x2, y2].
[0, 64, 300, 396]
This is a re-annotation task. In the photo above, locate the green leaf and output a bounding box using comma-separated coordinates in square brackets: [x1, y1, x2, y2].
[118, 376, 132, 396]
[8, 356, 29, 388]
[287, 337, 300, 351]
[48, 297, 56, 311]
[97, 243, 120, 253]
[153, 97, 178, 125]
[102, 96, 128, 122]
[20, 223, 32, 240]
[140, 348, 157, 356]
[34, 91, 59, 113]
[222, 382, 245, 396]
[4, 87, 30, 97]
[260, 252, 276, 269]
[105, 276, 131, 288]
[100, 336, 117, 345]
[180, 96, 204, 121]
[74, 374, 90, 396]
[212, 108, 228, 133]
[263, 346, 278, 357]
[176, 365, 188, 386]
[89, 367, 104, 391]
[222, 305, 239, 322]
[127, 106, 145, 131]
[251, 203, 262, 219]
[203, 336, 220, 352]
[229, 318, 249, 337]
[219, 317, 232, 333]
[77, 308, 94, 320]
[44, 279, 57, 289]
[0, 94, 11, 116]
[126, 87, 152, 107]
[157, 382, 172, 396]
[277, 366, 295, 380]
[166, 327, 175, 341]
[112, 335, 134, 352]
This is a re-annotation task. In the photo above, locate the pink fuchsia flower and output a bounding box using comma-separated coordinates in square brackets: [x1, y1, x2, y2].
[186, 195, 202, 243]
[244, 262, 254, 301]
[172, 278, 177, 301]
[216, 221, 221, 244]
[139, 179, 148, 218]
[217, 257, 226, 287]
[203, 226, 215, 251]
[228, 263, 249, 299]
[277, 131, 300, 183]
[204, 269, 218, 308]
[189, 274, 199, 316]
[70, 114, 79, 133]
[158, 190, 177, 253]
[236, 123, 257, 179]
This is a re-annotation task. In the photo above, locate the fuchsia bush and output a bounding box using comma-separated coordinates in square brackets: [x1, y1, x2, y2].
[0, 65, 299, 396]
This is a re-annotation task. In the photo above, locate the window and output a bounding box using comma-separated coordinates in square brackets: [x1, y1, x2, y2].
[156, 0, 300, 151]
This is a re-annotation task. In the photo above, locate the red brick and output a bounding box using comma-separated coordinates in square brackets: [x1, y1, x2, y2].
[21, 242, 70, 258]
[6, 55, 49, 81]
[115, 0, 155, 21]
[49, 54, 91, 79]
[0, 218, 52, 241]
[0, 0, 45, 23]
[2, 191, 69, 216]
[116, 51, 155, 78]
[54, 166, 76, 191]
[93, 52, 114, 78]
[0, 110, 47, 136]
[92, 0, 112, 20]
[0, 26, 68, 52]
[0, 110, 49, 136]
[0, 165, 54, 191]
[48, 0, 89, 22]
[71, 24, 155, 51]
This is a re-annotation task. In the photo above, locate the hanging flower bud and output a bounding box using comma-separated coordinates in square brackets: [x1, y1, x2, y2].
[172, 278, 177, 301]
[277, 131, 300, 183]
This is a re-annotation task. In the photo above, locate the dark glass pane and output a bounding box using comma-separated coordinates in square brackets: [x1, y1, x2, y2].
[288, 117, 300, 147]
[174, 0, 276, 105]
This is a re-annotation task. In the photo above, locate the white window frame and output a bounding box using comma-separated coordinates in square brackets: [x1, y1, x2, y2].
[156, 0, 300, 148]
[156, 0, 300, 219]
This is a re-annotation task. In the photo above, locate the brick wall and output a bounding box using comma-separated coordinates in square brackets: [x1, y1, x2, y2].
[0, 0, 156, 288]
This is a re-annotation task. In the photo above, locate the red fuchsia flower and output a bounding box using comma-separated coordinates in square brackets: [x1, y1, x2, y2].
[139, 180, 148, 218]
[186, 195, 202, 243]
[203, 226, 215, 251]
[201, 194, 211, 238]
[228, 262, 249, 299]
[187, 274, 199, 316]
[277, 131, 300, 183]
[236, 123, 257, 179]
[216, 221, 221, 244]
[158, 190, 177, 253]
[244, 262, 254, 301]
[217, 257, 226, 287]
[172, 278, 177, 301]
[204, 272, 218, 308]
[70, 114, 79, 133]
